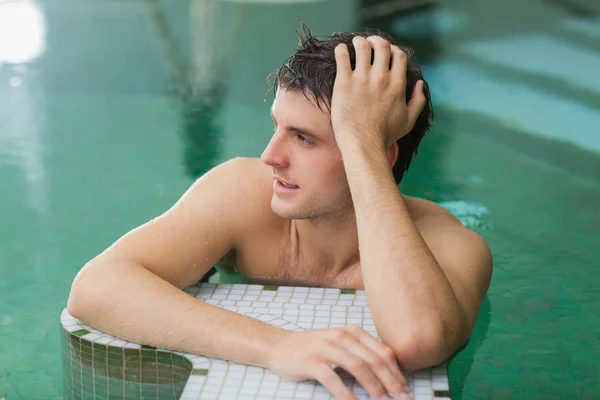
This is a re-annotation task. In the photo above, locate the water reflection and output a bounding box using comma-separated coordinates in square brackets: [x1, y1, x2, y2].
[0, 0, 48, 213]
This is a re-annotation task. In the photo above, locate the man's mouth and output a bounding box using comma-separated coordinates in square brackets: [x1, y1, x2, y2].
[278, 180, 299, 189]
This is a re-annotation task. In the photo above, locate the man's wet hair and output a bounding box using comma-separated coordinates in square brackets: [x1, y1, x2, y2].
[265, 22, 434, 185]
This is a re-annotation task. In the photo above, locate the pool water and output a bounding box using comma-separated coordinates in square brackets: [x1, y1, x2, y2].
[1, 0, 599, 399]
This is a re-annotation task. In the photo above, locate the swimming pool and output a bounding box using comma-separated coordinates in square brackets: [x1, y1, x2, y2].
[1, 0, 599, 399]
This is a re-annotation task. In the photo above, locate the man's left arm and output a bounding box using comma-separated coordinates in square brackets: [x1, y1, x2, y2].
[330, 35, 493, 372]
[340, 142, 493, 372]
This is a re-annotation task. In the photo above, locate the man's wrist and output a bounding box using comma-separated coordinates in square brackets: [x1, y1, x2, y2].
[258, 324, 289, 369]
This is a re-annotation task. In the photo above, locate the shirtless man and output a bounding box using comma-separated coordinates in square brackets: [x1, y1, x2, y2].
[67, 26, 493, 400]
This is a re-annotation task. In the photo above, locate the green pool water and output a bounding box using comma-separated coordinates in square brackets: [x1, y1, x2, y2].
[1, 0, 599, 399]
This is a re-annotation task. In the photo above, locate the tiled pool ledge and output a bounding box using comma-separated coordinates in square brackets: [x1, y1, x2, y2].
[60, 283, 452, 400]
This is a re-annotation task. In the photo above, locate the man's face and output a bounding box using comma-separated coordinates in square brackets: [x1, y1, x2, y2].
[261, 87, 354, 221]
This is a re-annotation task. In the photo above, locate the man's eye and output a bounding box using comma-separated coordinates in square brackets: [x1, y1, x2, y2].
[297, 134, 312, 145]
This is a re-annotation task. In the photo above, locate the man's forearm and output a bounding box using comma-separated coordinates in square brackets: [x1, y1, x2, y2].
[339, 139, 463, 365]
[67, 258, 286, 368]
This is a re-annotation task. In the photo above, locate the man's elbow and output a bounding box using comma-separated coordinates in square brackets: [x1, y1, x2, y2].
[392, 323, 464, 372]
[66, 261, 101, 321]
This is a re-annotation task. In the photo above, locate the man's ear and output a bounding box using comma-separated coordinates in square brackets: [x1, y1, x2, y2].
[387, 141, 399, 168]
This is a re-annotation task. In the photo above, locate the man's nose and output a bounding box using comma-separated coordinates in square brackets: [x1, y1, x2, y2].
[261, 133, 289, 168]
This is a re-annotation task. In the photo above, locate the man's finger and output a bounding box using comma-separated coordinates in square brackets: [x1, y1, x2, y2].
[352, 36, 372, 73]
[334, 44, 352, 79]
[323, 343, 387, 399]
[315, 365, 359, 400]
[339, 329, 408, 398]
[366, 36, 391, 74]
[348, 326, 408, 388]
[390, 45, 407, 92]
[406, 80, 427, 132]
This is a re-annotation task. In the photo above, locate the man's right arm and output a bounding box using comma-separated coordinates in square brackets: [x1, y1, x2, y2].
[66, 157, 286, 368]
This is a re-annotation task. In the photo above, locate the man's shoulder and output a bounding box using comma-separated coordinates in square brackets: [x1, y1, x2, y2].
[206, 156, 280, 223]
[401, 194, 457, 223]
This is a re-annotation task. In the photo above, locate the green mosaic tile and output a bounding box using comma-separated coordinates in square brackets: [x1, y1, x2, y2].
[72, 329, 91, 337]
[435, 390, 452, 397]
[341, 289, 356, 294]
[141, 344, 156, 350]
[192, 369, 209, 376]
[263, 285, 279, 291]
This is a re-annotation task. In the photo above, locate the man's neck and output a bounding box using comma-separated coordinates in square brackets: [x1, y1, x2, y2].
[291, 213, 361, 275]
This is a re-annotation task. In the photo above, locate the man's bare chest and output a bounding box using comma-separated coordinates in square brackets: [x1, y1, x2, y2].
[228, 242, 364, 289]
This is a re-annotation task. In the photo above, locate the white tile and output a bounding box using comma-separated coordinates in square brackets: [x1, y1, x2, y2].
[236, 301, 252, 307]
[306, 299, 321, 304]
[222, 306, 238, 312]
[64, 324, 83, 333]
[252, 301, 267, 308]
[290, 298, 305, 304]
[254, 307, 269, 313]
[315, 305, 331, 311]
[123, 342, 141, 349]
[338, 300, 353, 306]
[348, 306, 363, 312]
[331, 312, 346, 318]
[432, 381, 449, 390]
[278, 287, 293, 293]
[283, 303, 299, 309]
[193, 361, 210, 369]
[298, 322, 313, 328]
[315, 311, 330, 317]
[315, 317, 330, 323]
[414, 379, 431, 387]
[242, 295, 259, 301]
[331, 318, 345, 324]
[269, 302, 283, 309]
[299, 304, 315, 310]
[110, 339, 127, 347]
[205, 299, 220, 306]
[238, 307, 253, 313]
[347, 318, 362, 325]
[414, 395, 433, 400]
[226, 294, 243, 301]
[283, 309, 299, 315]
[297, 382, 316, 391]
[212, 294, 227, 300]
[94, 337, 113, 345]
[259, 292, 276, 297]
